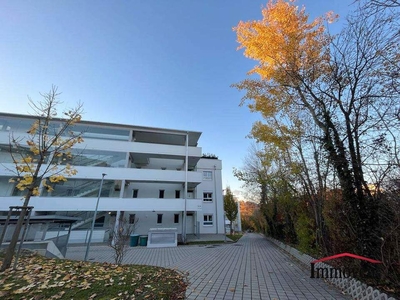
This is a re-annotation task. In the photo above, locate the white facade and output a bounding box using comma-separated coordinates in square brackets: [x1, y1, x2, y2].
[0, 113, 224, 242]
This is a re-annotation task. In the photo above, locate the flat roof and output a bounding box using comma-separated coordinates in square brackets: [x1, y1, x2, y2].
[0, 112, 202, 146]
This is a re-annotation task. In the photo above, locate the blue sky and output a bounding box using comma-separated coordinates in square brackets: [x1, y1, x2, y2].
[0, 0, 353, 198]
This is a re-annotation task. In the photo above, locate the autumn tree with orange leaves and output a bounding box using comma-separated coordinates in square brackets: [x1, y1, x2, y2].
[1, 86, 84, 271]
[233, 0, 400, 262]
[240, 201, 258, 231]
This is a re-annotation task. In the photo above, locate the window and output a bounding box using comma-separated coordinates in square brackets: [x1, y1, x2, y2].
[203, 214, 213, 226]
[95, 216, 105, 228]
[203, 171, 212, 180]
[175, 190, 180, 198]
[174, 214, 179, 224]
[132, 189, 138, 198]
[129, 214, 136, 224]
[159, 190, 165, 198]
[203, 192, 213, 202]
[157, 214, 163, 224]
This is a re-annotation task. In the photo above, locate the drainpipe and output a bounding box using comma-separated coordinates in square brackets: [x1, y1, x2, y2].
[84, 173, 106, 261]
[182, 132, 189, 243]
[214, 165, 218, 234]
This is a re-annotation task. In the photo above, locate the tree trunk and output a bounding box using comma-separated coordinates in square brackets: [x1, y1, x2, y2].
[1, 193, 31, 272]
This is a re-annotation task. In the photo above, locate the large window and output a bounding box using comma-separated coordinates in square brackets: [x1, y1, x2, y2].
[65, 125, 130, 141]
[58, 149, 126, 168]
[203, 192, 213, 202]
[0, 116, 43, 133]
[0, 144, 49, 164]
[203, 171, 213, 180]
[0, 176, 19, 197]
[203, 214, 213, 226]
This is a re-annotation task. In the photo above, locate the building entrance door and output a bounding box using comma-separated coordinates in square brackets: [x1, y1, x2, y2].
[186, 213, 194, 234]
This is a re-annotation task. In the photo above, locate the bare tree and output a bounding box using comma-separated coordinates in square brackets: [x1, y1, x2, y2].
[1, 86, 83, 271]
[233, 143, 270, 204]
[108, 212, 138, 265]
[358, 0, 400, 8]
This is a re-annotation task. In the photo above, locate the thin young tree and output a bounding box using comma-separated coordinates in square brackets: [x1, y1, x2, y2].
[224, 187, 238, 234]
[108, 212, 138, 265]
[1, 86, 84, 271]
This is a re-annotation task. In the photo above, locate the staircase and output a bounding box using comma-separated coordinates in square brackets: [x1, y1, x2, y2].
[71, 211, 108, 230]
[51, 181, 113, 198]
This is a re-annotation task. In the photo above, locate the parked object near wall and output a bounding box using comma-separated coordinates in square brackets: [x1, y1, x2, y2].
[147, 228, 178, 248]
[130, 234, 139, 247]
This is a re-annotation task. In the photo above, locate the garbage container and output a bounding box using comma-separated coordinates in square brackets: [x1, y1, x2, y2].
[139, 235, 148, 246]
[130, 234, 139, 247]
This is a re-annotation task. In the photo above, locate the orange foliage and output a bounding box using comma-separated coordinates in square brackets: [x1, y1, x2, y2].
[240, 201, 258, 217]
[234, 0, 336, 84]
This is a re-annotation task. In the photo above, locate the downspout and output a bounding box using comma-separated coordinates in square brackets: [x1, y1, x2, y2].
[214, 165, 218, 234]
[112, 140, 131, 245]
[182, 132, 189, 243]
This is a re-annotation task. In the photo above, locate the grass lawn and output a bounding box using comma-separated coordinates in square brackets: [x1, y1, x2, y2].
[186, 240, 226, 245]
[226, 234, 243, 242]
[186, 234, 243, 245]
[0, 250, 187, 300]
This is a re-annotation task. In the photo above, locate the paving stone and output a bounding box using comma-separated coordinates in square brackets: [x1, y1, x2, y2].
[66, 233, 352, 300]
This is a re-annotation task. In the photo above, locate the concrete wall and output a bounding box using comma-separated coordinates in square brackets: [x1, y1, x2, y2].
[195, 159, 224, 235]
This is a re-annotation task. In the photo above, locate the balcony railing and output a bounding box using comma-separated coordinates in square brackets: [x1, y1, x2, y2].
[0, 197, 203, 212]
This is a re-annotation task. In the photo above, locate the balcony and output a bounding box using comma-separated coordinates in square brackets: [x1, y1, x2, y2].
[0, 164, 203, 185]
[0, 197, 203, 212]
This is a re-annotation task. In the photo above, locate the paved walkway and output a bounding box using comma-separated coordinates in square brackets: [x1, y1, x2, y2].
[66, 233, 351, 300]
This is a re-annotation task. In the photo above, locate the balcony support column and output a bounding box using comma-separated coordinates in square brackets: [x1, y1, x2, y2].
[182, 132, 189, 243]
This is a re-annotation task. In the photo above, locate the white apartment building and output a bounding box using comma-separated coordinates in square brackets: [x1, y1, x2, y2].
[0, 113, 224, 243]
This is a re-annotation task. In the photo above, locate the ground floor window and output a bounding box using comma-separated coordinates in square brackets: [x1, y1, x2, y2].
[203, 214, 213, 226]
[157, 214, 163, 224]
[95, 216, 105, 227]
[129, 214, 136, 224]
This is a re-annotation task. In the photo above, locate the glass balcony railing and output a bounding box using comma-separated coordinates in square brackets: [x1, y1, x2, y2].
[41, 180, 115, 198]
[58, 150, 126, 168]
